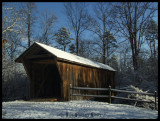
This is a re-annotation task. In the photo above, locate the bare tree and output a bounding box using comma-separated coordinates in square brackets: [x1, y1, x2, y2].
[2, 3, 24, 38]
[88, 2, 118, 64]
[2, 3, 30, 100]
[2, 2, 25, 75]
[111, 2, 157, 71]
[64, 2, 91, 55]
[21, 2, 37, 47]
[2, 2, 25, 59]
[38, 9, 57, 45]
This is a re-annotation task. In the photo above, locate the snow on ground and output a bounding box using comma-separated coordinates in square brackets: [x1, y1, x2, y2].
[2, 100, 158, 119]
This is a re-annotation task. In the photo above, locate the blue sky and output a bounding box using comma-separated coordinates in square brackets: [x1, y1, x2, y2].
[34, 2, 158, 39]
[35, 2, 96, 26]
[34, 2, 96, 41]
[35, 2, 67, 28]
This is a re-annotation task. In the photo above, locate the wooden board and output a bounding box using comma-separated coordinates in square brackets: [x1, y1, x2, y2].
[56, 61, 115, 101]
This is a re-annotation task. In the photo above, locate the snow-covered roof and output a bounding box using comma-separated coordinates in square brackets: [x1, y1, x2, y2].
[16, 42, 116, 71]
[35, 42, 116, 71]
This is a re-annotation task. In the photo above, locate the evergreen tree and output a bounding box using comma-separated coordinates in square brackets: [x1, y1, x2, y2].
[110, 54, 119, 71]
[55, 27, 73, 51]
[69, 43, 75, 54]
[145, 19, 158, 58]
[104, 30, 118, 64]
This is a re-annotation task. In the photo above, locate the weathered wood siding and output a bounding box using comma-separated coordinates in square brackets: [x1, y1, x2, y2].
[56, 61, 115, 101]
[22, 59, 115, 101]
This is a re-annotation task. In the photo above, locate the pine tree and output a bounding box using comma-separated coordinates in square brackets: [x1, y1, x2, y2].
[110, 54, 119, 71]
[104, 30, 118, 64]
[145, 19, 158, 59]
[69, 43, 75, 54]
[55, 27, 73, 51]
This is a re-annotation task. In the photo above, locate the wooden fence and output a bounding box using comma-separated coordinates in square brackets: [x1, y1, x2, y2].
[70, 85, 158, 110]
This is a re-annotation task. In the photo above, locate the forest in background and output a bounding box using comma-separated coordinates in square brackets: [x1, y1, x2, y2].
[2, 2, 158, 106]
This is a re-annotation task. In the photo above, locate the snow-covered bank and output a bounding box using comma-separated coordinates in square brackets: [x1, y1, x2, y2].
[2, 100, 158, 119]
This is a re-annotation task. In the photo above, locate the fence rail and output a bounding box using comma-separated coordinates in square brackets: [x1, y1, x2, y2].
[111, 88, 155, 96]
[70, 85, 158, 110]
[71, 87, 109, 91]
[111, 96, 153, 103]
[72, 94, 109, 98]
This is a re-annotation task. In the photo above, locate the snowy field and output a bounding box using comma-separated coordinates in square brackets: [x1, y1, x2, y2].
[2, 100, 158, 119]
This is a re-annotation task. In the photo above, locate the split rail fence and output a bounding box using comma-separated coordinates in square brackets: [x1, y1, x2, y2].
[70, 85, 158, 110]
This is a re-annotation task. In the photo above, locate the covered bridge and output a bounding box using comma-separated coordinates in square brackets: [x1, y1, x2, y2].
[15, 42, 116, 101]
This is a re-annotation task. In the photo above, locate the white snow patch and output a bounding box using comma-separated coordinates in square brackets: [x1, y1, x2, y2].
[2, 100, 158, 119]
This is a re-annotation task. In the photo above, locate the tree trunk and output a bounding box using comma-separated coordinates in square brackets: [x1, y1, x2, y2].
[106, 36, 110, 65]
[28, 13, 31, 48]
[133, 53, 138, 71]
[102, 42, 106, 64]
[149, 42, 153, 58]
[76, 35, 79, 55]
[129, 31, 138, 72]
[153, 40, 156, 58]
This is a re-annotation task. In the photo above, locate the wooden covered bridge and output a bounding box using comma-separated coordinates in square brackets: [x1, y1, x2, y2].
[15, 42, 116, 101]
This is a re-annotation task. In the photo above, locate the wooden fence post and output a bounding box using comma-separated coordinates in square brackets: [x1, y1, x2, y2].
[109, 85, 111, 104]
[154, 91, 157, 110]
